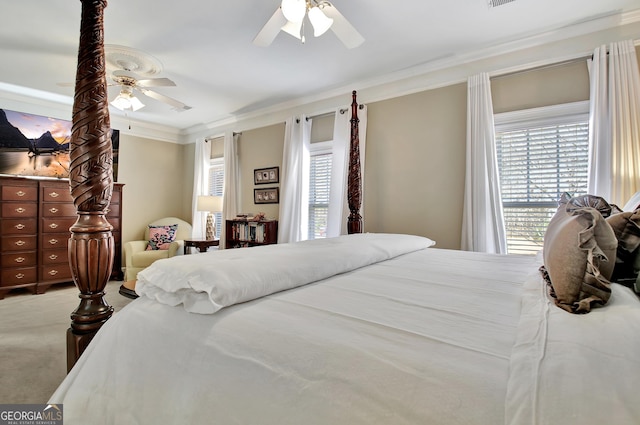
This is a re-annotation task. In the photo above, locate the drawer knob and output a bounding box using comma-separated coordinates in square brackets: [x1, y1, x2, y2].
[49, 207, 59, 213]
[49, 192, 60, 198]
[49, 223, 59, 229]
[15, 240, 26, 246]
[15, 257, 25, 263]
[16, 190, 26, 197]
[14, 223, 25, 230]
[49, 254, 58, 260]
[48, 270, 59, 276]
[15, 207, 26, 214]
[48, 239, 59, 245]
[16, 273, 25, 279]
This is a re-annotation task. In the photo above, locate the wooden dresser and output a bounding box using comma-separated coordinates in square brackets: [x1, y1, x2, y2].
[0, 176, 123, 299]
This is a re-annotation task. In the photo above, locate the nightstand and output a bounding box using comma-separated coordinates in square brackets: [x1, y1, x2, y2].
[184, 238, 220, 254]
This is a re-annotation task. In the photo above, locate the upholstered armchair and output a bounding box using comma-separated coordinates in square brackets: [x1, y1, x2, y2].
[124, 217, 192, 281]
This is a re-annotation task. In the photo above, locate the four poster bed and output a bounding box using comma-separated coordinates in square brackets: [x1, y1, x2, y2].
[53, 1, 640, 424]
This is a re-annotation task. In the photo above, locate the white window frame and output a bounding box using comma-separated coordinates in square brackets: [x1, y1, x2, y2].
[308, 140, 333, 240]
[494, 100, 590, 255]
[208, 157, 224, 238]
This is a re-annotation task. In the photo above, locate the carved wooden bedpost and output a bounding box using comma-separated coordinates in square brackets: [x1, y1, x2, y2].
[347, 90, 363, 234]
[66, 0, 114, 372]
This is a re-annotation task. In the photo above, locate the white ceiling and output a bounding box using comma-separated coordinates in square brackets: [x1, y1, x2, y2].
[1, 0, 639, 134]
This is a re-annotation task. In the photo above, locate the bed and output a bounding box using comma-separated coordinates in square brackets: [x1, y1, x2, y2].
[56, 2, 640, 424]
[50, 233, 640, 424]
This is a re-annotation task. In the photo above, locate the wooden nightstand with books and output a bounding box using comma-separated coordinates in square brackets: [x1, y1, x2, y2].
[225, 219, 277, 249]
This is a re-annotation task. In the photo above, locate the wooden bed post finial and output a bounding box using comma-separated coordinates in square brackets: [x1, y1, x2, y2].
[347, 90, 363, 234]
[66, 0, 114, 372]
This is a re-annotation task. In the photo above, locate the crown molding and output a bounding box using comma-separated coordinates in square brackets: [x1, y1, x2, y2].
[184, 8, 640, 140]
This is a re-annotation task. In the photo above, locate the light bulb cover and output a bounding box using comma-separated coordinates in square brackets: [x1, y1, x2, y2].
[281, 0, 306, 23]
[308, 6, 333, 37]
[281, 19, 303, 40]
[110, 91, 145, 111]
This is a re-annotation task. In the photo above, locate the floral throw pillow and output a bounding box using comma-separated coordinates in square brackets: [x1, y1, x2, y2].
[146, 224, 178, 251]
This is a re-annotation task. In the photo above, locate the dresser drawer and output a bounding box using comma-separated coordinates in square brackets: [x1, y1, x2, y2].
[42, 203, 76, 217]
[41, 218, 75, 233]
[2, 235, 37, 251]
[1, 218, 37, 235]
[2, 202, 37, 218]
[41, 264, 72, 282]
[1, 251, 37, 268]
[42, 185, 73, 203]
[42, 248, 68, 265]
[40, 233, 69, 249]
[2, 185, 38, 201]
[1, 267, 37, 287]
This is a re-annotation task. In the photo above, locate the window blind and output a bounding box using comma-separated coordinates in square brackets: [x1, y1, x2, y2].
[496, 121, 589, 255]
[208, 161, 224, 237]
[308, 152, 332, 239]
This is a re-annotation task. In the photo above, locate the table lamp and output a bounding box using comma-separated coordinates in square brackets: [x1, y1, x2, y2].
[197, 195, 223, 240]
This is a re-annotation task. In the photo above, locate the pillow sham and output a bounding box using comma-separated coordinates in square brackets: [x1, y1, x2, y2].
[146, 224, 178, 251]
[541, 196, 618, 313]
[606, 210, 640, 289]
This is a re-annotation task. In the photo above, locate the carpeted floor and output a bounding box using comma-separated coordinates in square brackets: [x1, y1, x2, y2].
[0, 281, 133, 404]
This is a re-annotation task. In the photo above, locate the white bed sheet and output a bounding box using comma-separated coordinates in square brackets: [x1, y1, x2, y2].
[506, 257, 640, 425]
[50, 246, 537, 425]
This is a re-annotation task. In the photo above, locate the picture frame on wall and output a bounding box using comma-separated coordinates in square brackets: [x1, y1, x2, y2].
[254, 166, 279, 185]
[254, 187, 279, 204]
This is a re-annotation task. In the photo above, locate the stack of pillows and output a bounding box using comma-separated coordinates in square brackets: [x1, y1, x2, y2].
[541, 193, 640, 313]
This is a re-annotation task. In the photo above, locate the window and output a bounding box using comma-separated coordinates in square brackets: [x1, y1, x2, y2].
[495, 101, 590, 255]
[208, 157, 224, 237]
[308, 141, 332, 239]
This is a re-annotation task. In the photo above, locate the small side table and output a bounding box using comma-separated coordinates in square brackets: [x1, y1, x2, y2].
[184, 238, 220, 254]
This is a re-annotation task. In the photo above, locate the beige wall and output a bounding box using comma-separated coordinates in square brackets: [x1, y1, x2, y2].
[225, 58, 595, 250]
[237, 123, 285, 219]
[117, 135, 192, 251]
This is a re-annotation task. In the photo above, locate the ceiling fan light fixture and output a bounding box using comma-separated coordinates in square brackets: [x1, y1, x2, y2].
[308, 6, 333, 37]
[281, 19, 303, 40]
[111, 91, 145, 112]
[281, 0, 306, 23]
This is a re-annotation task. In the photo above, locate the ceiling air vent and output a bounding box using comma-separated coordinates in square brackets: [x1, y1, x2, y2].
[488, 0, 516, 7]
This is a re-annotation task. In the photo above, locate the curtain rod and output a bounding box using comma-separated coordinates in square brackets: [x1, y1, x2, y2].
[205, 132, 241, 142]
[340, 104, 365, 114]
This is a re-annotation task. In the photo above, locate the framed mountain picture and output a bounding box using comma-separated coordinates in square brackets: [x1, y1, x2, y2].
[0, 108, 119, 180]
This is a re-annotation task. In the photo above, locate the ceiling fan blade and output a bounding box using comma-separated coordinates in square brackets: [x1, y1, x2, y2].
[138, 88, 192, 111]
[135, 77, 176, 88]
[322, 5, 364, 49]
[253, 7, 287, 47]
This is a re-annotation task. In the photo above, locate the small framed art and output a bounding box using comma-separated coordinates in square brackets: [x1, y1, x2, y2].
[254, 187, 279, 204]
[254, 166, 279, 185]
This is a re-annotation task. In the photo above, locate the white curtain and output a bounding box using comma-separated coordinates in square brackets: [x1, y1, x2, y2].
[326, 105, 368, 237]
[191, 137, 212, 239]
[221, 131, 240, 248]
[587, 40, 640, 205]
[461, 73, 507, 254]
[278, 116, 311, 243]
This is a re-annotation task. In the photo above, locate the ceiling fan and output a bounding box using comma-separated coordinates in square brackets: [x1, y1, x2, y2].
[109, 70, 192, 112]
[254, 0, 364, 49]
[58, 45, 192, 113]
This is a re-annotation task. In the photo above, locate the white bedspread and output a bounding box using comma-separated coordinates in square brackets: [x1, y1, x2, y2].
[50, 240, 537, 425]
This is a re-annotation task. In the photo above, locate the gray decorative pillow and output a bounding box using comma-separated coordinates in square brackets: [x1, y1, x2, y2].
[606, 210, 640, 289]
[541, 196, 618, 313]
